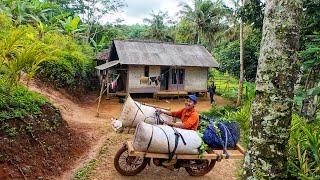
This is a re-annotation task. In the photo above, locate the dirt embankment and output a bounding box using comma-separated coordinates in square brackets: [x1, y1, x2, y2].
[0, 103, 88, 179]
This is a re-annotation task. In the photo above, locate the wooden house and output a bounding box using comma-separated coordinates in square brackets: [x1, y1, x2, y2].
[95, 40, 219, 97]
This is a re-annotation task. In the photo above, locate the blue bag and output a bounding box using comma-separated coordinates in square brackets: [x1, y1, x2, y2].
[202, 120, 240, 149]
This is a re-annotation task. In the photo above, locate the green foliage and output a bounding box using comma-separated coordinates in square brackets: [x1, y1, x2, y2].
[209, 69, 255, 101]
[213, 28, 261, 81]
[237, 0, 264, 30]
[0, 0, 62, 26]
[0, 77, 48, 136]
[175, 19, 197, 44]
[201, 104, 237, 118]
[299, 32, 320, 74]
[37, 32, 96, 95]
[203, 101, 320, 178]
[294, 31, 320, 119]
[59, 15, 86, 38]
[0, 77, 47, 119]
[0, 13, 93, 95]
[197, 131, 210, 158]
[0, 13, 56, 86]
[179, 0, 229, 47]
[288, 115, 320, 178]
[74, 159, 97, 180]
[302, 0, 320, 36]
[143, 11, 174, 42]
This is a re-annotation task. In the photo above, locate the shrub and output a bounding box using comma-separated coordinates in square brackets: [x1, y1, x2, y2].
[37, 32, 97, 96]
[288, 115, 320, 179]
[0, 77, 48, 136]
[213, 29, 261, 82]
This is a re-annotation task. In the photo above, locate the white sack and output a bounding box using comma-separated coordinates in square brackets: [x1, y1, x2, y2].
[133, 122, 201, 155]
[116, 95, 173, 129]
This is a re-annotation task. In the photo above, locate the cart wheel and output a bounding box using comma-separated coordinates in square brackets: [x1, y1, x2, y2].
[114, 144, 148, 176]
[185, 159, 216, 176]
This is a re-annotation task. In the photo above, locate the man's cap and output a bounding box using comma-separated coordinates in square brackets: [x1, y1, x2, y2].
[187, 95, 198, 103]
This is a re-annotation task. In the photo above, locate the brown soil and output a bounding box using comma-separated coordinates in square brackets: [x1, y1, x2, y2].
[0, 104, 88, 179]
[15, 79, 240, 180]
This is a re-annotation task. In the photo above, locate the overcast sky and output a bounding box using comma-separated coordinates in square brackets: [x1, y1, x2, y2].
[101, 0, 235, 25]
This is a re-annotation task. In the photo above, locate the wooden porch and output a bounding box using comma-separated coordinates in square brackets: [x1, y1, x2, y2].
[155, 90, 188, 99]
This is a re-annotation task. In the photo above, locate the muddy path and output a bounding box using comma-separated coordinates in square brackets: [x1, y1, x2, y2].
[26, 81, 241, 180]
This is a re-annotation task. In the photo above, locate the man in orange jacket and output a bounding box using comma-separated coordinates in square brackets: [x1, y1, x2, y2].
[157, 95, 199, 131]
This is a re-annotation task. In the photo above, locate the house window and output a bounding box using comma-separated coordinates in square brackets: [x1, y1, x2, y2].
[144, 66, 149, 77]
[171, 69, 184, 84]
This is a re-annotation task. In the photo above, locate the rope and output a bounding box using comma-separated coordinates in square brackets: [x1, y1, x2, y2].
[155, 110, 164, 125]
[219, 122, 230, 158]
[157, 126, 171, 158]
[161, 68, 171, 76]
[169, 127, 186, 160]
[128, 102, 155, 132]
[146, 126, 154, 153]
[134, 101, 146, 116]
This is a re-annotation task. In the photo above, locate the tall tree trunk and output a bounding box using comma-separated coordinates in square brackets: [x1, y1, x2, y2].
[196, 31, 200, 44]
[242, 0, 302, 179]
[236, 0, 244, 106]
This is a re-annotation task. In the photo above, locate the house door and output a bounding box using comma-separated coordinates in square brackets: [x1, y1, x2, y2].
[160, 67, 170, 91]
[169, 68, 185, 91]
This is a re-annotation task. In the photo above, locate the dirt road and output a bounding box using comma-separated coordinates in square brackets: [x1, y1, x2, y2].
[27, 81, 241, 180]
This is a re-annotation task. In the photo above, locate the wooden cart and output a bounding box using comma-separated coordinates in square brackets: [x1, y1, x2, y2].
[114, 141, 245, 176]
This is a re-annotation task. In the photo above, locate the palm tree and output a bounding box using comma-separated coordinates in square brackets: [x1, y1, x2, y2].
[179, 0, 228, 47]
[143, 11, 171, 41]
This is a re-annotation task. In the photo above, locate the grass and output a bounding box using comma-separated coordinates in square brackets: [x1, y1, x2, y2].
[74, 159, 97, 180]
[209, 69, 255, 101]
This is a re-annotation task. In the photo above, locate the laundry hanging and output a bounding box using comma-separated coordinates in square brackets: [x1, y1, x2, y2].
[111, 74, 119, 90]
[111, 81, 117, 90]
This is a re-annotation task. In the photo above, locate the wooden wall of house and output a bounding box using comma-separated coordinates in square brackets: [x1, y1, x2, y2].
[184, 67, 208, 92]
[127, 65, 208, 93]
[128, 65, 160, 93]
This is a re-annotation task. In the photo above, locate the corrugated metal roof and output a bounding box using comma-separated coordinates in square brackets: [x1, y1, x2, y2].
[95, 60, 120, 70]
[111, 40, 219, 67]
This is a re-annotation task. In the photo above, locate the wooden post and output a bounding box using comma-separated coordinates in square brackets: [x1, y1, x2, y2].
[96, 76, 106, 117]
[176, 67, 180, 100]
[106, 70, 110, 100]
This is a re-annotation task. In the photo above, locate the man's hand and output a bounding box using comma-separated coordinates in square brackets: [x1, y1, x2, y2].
[156, 108, 168, 115]
[155, 108, 163, 114]
[156, 108, 172, 116]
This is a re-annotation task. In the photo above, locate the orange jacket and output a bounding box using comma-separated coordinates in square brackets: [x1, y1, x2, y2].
[171, 108, 199, 131]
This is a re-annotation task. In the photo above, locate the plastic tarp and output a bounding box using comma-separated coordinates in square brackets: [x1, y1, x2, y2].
[112, 96, 173, 131]
[133, 122, 201, 155]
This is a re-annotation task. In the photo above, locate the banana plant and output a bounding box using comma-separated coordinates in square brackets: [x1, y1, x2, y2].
[59, 15, 86, 38]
